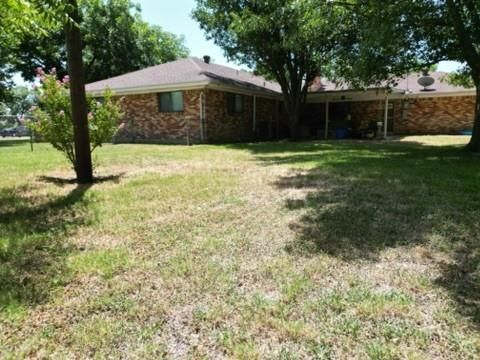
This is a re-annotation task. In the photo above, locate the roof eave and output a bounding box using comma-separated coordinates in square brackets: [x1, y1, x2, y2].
[85, 80, 212, 97]
[206, 81, 282, 99]
[307, 87, 475, 103]
[403, 90, 476, 98]
[86, 79, 282, 99]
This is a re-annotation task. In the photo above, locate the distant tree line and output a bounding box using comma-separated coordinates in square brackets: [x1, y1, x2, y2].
[1, 0, 189, 183]
[1, 0, 189, 99]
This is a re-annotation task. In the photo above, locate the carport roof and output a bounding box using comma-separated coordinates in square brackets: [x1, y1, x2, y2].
[308, 72, 475, 95]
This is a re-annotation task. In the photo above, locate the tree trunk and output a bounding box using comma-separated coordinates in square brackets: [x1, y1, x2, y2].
[280, 90, 302, 139]
[467, 84, 480, 152]
[289, 107, 301, 138]
[65, 0, 93, 183]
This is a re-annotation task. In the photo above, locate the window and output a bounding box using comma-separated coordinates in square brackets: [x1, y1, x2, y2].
[157, 91, 184, 112]
[227, 93, 244, 114]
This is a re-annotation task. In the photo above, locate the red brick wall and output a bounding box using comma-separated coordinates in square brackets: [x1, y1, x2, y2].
[115, 90, 202, 143]
[256, 97, 279, 139]
[116, 91, 475, 141]
[350, 101, 381, 129]
[115, 88, 279, 143]
[349, 100, 402, 131]
[318, 96, 475, 135]
[395, 96, 475, 134]
[205, 89, 277, 142]
[205, 89, 254, 142]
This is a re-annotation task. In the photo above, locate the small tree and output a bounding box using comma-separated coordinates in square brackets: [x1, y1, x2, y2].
[32, 69, 121, 174]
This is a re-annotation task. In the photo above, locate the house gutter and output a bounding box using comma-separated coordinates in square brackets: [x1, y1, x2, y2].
[307, 88, 477, 103]
[200, 91, 206, 142]
[325, 99, 329, 139]
[86, 80, 283, 100]
[402, 90, 476, 99]
[206, 82, 282, 100]
[86, 81, 211, 97]
[252, 95, 257, 133]
[384, 93, 389, 139]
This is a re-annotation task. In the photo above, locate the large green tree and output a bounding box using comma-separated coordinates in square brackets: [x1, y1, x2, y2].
[0, 0, 30, 101]
[0, 86, 36, 116]
[12, 0, 189, 83]
[193, 0, 354, 137]
[342, 1, 480, 151]
[443, 0, 479, 151]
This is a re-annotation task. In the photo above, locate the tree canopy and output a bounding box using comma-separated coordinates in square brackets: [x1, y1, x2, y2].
[0, 86, 36, 116]
[3, 0, 189, 183]
[11, 0, 189, 83]
[341, 0, 479, 150]
[0, 0, 33, 100]
[193, 0, 355, 137]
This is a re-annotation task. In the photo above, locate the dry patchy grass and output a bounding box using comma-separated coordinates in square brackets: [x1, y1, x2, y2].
[0, 137, 479, 359]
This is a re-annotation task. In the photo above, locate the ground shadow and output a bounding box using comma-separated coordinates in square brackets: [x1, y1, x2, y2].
[230, 139, 480, 325]
[0, 183, 92, 313]
[0, 138, 30, 147]
[38, 173, 124, 186]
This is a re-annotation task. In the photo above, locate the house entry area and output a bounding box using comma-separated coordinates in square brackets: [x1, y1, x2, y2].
[302, 100, 395, 139]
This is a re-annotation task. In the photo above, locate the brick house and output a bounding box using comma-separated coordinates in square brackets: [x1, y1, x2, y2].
[305, 72, 476, 138]
[86, 56, 283, 143]
[86, 57, 475, 142]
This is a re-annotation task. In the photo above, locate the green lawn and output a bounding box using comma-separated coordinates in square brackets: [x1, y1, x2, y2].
[0, 136, 479, 359]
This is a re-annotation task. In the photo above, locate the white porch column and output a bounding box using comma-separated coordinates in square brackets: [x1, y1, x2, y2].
[253, 95, 257, 132]
[199, 91, 205, 142]
[384, 94, 389, 139]
[275, 100, 280, 139]
[325, 99, 329, 139]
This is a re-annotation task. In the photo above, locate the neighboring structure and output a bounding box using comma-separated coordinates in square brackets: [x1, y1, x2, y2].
[86, 56, 283, 143]
[86, 58, 476, 143]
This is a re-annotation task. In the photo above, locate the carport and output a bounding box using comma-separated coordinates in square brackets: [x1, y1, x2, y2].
[304, 88, 403, 139]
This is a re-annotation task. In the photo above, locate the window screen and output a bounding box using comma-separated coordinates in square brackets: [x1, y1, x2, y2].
[227, 94, 244, 114]
[157, 91, 184, 112]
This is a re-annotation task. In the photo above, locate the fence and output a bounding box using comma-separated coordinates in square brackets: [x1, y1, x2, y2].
[0, 115, 35, 151]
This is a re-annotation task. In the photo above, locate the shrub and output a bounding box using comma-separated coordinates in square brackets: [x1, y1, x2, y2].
[31, 68, 122, 170]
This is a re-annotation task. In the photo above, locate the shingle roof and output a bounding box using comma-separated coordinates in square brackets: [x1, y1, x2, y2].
[87, 58, 473, 97]
[85, 57, 281, 94]
[394, 71, 474, 94]
[308, 72, 474, 94]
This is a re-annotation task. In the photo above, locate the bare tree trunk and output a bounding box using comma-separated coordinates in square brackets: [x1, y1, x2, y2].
[65, 0, 93, 183]
[467, 85, 480, 152]
[289, 107, 301, 138]
[280, 90, 302, 139]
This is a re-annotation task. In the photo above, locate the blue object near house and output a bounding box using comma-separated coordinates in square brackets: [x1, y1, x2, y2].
[459, 129, 472, 136]
[335, 128, 348, 139]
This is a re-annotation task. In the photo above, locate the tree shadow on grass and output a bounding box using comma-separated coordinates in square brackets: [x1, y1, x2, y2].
[232, 140, 480, 325]
[0, 139, 30, 147]
[38, 173, 124, 186]
[0, 183, 93, 315]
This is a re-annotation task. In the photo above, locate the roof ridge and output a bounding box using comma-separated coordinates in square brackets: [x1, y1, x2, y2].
[86, 56, 282, 94]
[87, 57, 192, 86]
[188, 57, 202, 72]
[187, 57, 275, 83]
